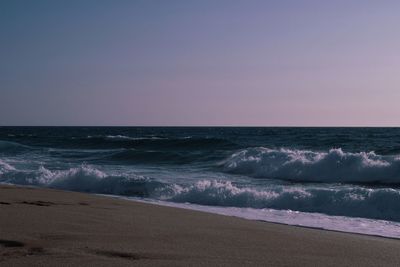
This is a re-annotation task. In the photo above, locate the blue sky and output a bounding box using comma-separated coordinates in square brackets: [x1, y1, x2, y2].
[1, 0, 400, 126]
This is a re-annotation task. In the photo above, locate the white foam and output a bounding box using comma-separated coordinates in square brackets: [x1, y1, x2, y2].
[0, 159, 16, 175]
[158, 179, 400, 221]
[223, 147, 400, 183]
[2, 161, 400, 221]
[105, 135, 166, 141]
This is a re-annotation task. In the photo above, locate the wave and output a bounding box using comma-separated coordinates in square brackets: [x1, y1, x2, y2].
[104, 135, 167, 141]
[46, 148, 213, 165]
[0, 140, 31, 154]
[166, 180, 400, 222]
[222, 147, 400, 184]
[0, 159, 16, 175]
[1, 162, 400, 221]
[105, 149, 196, 164]
[0, 164, 165, 197]
[102, 148, 227, 165]
[57, 136, 239, 151]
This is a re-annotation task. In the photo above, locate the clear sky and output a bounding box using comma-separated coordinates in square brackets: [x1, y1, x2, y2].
[1, 0, 400, 126]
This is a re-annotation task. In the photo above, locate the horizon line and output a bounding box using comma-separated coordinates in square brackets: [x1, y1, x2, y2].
[1, 125, 400, 128]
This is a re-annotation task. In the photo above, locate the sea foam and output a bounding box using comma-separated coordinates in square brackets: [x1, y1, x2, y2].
[1, 161, 400, 221]
[164, 180, 400, 221]
[223, 147, 400, 184]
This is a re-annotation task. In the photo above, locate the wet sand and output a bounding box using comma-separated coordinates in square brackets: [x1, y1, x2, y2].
[1, 185, 400, 266]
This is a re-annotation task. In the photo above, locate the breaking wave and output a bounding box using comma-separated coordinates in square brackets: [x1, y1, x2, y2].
[166, 180, 400, 222]
[222, 147, 400, 184]
[4, 127, 400, 236]
[0, 164, 165, 197]
[104, 135, 167, 141]
[1, 162, 400, 221]
[0, 159, 16, 175]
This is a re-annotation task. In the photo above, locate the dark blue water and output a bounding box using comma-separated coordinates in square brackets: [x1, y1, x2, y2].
[1, 127, 400, 223]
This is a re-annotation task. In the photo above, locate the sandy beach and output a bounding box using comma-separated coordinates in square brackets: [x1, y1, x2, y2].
[1, 185, 400, 266]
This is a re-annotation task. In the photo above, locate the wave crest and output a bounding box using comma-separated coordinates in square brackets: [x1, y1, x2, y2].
[0, 140, 31, 153]
[104, 135, 166, 141]
[0, 159, 16, 175]
[165, 180, 400, 221]
[2, 162, 400, 221]
[222, 147, 400, 184]
[0, 164, 164, 197]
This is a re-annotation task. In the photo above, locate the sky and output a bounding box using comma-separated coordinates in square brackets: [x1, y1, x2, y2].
[1, 0, 400, 126]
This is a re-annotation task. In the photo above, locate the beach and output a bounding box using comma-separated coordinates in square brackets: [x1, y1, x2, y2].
[3, 0, 400, 265]
[1, 185, 400, 266]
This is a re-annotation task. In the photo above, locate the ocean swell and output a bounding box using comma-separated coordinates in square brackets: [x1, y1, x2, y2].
[0, 140, 31, 154]
[0, 136, 239, 151]
[222, 147, 400, 184]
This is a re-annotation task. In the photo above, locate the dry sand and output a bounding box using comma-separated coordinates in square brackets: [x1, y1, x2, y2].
[1, 185, 400, 266]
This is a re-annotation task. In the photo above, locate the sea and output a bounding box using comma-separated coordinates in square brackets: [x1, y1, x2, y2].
[1, 127, 400, 238]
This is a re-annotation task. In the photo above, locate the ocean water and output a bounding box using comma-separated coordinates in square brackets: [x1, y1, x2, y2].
[1, 127, 400, 238]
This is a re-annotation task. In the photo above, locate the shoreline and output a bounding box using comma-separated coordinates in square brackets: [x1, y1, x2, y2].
[4, 183, 400, 240]
[108, 194, 400, 240]
[2, 184, 400, 266]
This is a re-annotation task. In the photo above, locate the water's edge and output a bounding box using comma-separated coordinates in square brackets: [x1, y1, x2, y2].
[103, 193, 400, 240]
[3, 183, 399, 239]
